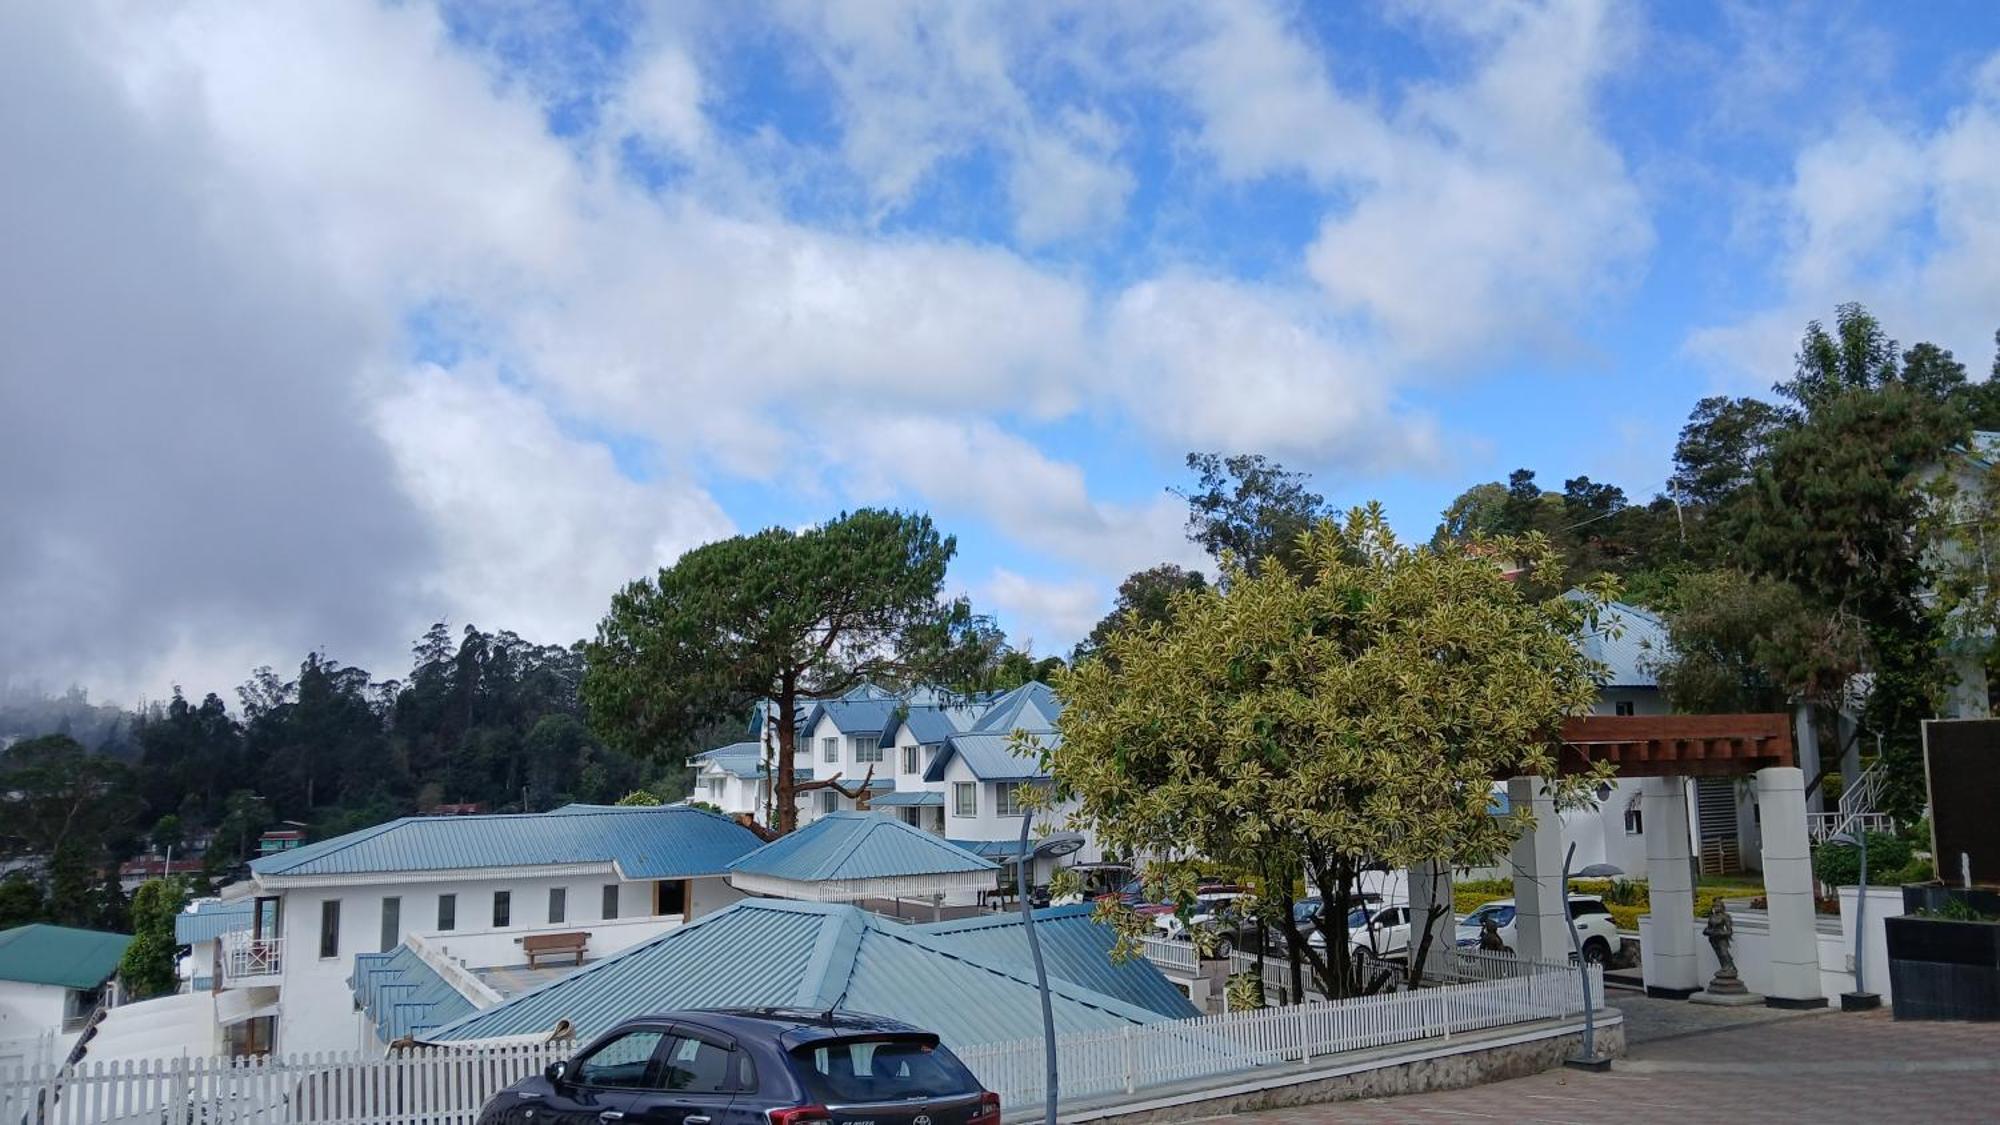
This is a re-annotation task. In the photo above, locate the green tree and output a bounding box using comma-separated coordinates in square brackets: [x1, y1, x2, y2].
[1048, 506, 1608, 999]
[118, 877, 187, 999]
[0, 874, 45, 928]
[1176, 453, 1334, 574]
[584, 509, 987, 833]
[1072, 564, 1209, 664]
[613, 789, 662, 806]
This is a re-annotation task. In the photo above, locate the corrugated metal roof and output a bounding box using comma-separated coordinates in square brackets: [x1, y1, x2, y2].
[924, 732, 1053, 782]
[916, 906, 1199, 1021]
[174, 899, 252, 945]
[428, 900, 1175, 1053]
[970, 682, 1062, 734]
[250, 805, 762, 881]
[805, 696, 901, 737]
[869, 790, 943, 807]
[0, 924, 131, 990]
[728, 813, 996, 882]
[1567, 593, 1670, 688]
[693, 741, 768, 779]
[350, 945, 477, 1042]
[881, 705, 967, 747]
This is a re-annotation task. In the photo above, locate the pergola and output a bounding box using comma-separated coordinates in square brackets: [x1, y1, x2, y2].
[1410, 713, 1826, 1008]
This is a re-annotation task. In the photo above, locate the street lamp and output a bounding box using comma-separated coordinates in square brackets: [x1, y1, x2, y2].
[1828, 829, 1882, 1011]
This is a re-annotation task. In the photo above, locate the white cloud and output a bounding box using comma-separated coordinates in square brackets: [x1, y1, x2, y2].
[373, 369, 733, 645]
[980, 568, 1107, 657]
[1690, 53, 2000, 383]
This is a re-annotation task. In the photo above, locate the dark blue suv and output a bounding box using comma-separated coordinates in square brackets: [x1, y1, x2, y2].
[476, 1008, 1001, 1125]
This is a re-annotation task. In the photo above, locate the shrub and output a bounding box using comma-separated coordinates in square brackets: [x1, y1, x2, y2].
[1811, 831, 1911, 887]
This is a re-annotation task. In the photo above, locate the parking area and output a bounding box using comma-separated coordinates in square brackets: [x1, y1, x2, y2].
[1227, 991, 2000, 1123]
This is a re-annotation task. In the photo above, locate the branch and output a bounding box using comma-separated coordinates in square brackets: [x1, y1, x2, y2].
[794, 764, 877, 800]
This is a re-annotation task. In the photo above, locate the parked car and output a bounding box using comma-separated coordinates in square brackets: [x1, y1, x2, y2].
[1454, 896, 1620, 963]
[1051, 862, 1137, 906]
[1152, 891, 1256, 954]
[476, 1008, 1000, 1125]
[1304, 903, 1412, 964]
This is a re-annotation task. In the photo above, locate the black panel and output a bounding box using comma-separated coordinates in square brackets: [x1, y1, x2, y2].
[1920, 720, 2000, 885]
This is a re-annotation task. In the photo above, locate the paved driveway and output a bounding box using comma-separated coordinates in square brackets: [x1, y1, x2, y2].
[1229, 991, 2000, 1123]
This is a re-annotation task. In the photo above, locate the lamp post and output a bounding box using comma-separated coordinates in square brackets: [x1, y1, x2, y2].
[1559, 843, 1611, 1071]
[1829, 829, 1881, 1011]
[1018, 808, 1058, 1125]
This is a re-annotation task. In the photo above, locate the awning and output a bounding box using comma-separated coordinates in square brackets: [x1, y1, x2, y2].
[870, 791, 943, 807]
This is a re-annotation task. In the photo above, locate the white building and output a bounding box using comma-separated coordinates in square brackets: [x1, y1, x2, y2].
[0, 924, 129, 1066]
[207, 803, 762, 1056]
[686, 740, 771, 817]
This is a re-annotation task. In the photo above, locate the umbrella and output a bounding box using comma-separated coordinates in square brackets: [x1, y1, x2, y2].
[1573, 863, 1624, 879]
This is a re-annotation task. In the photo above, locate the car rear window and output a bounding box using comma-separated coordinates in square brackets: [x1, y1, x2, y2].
[1570, 900, 1610, 917]
[790, 1038, 981, 1104]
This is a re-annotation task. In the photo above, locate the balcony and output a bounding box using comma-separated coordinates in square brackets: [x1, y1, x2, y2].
[220, 932, 284, 983]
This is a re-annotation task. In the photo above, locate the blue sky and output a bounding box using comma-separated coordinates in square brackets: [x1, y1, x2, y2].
[5, 1, 2000, 700]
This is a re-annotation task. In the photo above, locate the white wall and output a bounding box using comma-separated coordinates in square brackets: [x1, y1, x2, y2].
[0, 979, 69, 1046]
[1638, 903, 1879, 1002]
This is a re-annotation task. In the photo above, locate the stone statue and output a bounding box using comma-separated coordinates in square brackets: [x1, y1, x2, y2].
[1704, 900, 1737, 980]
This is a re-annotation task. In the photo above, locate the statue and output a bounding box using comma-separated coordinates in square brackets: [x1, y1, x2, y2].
[1703, 900, 1737, 980]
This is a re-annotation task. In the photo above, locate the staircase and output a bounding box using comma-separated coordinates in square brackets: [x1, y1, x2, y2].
[1806, 761, 1896, 844]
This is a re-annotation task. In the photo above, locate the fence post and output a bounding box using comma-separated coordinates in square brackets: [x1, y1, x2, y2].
[1121, 1026, 1136, 1095]
[1296, 1005, 1310, 1064]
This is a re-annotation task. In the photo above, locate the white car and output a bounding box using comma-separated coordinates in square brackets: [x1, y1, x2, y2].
[1304, 903, 1413, 963]
[1455, 895, 1620, 964]
[1153, 892, 1254, 953]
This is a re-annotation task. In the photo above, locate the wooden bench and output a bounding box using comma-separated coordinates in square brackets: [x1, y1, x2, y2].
[521, 931, 588, 968]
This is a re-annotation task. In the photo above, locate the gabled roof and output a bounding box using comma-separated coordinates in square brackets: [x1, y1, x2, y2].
[249, 805, 762, 882]
[728, 812, 995, 883]
[879, 704, 966, 746]
[350, 945, 478, 1043]
[1567, 592, 1670, 689]
[803, 695, 901, 738]
[174, 899, 252, 945]
[969, 681, 1062, 734]
[923, 732, 1055, 783]
[917, 906, 1199, 1021]
[692, 741, 768, 779]
[0, 924, 131, 990]
[427, 899, 1180, 1053]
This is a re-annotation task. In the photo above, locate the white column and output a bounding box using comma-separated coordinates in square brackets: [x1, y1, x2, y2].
[1408, 859, 1455, 971]
[1643, 776, 1700, 997]
[1756, 766, 1828, 1008]
[1507, 776, 1569, 963]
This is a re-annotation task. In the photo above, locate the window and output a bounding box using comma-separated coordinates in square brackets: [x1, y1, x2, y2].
[1624, 803, 1644, 836]
[491, 890, 511, 928]
[655, 879, 687, 917]
[602, 884, 620, 920]
[436, 893, 456, 932]
[1569, 899, 1611, 918]
[659, 1034, 732, 1093]
[995, 782, 1023, 817]
[1615, 700, 1635, 717]
[576, 1029, 665, 1089]
[706, 779, 724, 799]
[379, 897, 400, 953]
[793, 1038, 981, 1104]
[548, 887, 566, 925]
[318, 899, 340, 959]
[854, 736, 882, 763]
[822, 737, 839, 763]
[900, 808, 922, 828]
[954, 782, 977, 818]
[818, 790, 839, 814]
[902, 745, 920, 774]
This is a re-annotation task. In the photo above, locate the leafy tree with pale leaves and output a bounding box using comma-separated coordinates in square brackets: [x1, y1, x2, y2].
[1044, 506, 1609, 1000]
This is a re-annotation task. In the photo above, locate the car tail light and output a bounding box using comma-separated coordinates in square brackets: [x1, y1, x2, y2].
[767, 1106, 832, 1125]
[969, 1091, 1001, 1122]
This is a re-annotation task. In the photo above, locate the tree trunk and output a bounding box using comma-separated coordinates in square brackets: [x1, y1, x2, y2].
[773, 682, 799, 835]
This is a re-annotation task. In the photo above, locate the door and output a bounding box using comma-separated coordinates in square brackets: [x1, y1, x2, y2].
[539, 1026, 668, 1125]
[621, 1028, 738, 1125]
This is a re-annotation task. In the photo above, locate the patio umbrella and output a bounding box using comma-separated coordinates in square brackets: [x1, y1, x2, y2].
[1573, 863, 1624, 879]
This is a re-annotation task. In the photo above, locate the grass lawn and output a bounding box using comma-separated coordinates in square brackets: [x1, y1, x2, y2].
[1455, 874, 1768, 931]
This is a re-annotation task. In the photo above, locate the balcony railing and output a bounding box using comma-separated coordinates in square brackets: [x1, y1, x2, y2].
[221, 932, 284, 982]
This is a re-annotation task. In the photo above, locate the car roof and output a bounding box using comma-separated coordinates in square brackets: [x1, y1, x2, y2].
[617, 1008, 933, 1043]
[1467, 894, 1603, 910]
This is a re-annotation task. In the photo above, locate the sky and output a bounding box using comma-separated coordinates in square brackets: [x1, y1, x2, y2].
[4, 0, 1999, 707]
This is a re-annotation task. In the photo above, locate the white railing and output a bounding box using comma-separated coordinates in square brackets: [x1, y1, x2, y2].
[1808, 761, 1895, 844]
[1139, 935, 1198, 975]
[220, 931, 284, 982]
[960, 958, 1596, 1109]
[0, 1041, 567, 1125]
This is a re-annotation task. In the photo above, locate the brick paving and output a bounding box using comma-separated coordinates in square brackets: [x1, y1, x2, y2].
[1223, 993, 2000, 1123]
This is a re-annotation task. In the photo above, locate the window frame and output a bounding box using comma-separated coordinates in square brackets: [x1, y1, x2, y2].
[854, 735, 882, 764]
[548, 887, 567, 925]
[821, 736, 839, 763]
[436, 893, 456, 932]
[379, 896, 400, 953]
[953, 781, 977, 818]
[995, 781, 1022, 817]
[1615, 700, 1636, 717]
[492, 890, 511, 929]
[602, 883, 620, 921]
[902, 744, 920, 774]
[573, 1026, 669, 1091]
[318, 899, 340, 960]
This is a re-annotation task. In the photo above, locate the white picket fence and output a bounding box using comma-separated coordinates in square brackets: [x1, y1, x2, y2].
[959, 957, 1597, 1109]
[0, 1041, 567, 1125]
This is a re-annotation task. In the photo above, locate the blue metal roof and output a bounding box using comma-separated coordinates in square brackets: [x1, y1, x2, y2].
[969, 682, 1062, 734]
[250, 805, 762, 880]
[175, 899, 252, 945]
[693, 741, 768, 779]
[728, 813, 996, 882]
[917, 906, 1199, 1021]
[805, 696, 901, 738]
[351, 945, 477, 1043]
[1567, 593, 1669, 689]
[949, 838, 1030, 860]
[869, 790, 943, 807]
[880, 705, 966, 747]
[924, 732, 1053, 782]
[428, 899, 1179, 1053]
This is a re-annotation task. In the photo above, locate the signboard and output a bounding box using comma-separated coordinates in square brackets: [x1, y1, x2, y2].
[1921, 719, 2000, 886]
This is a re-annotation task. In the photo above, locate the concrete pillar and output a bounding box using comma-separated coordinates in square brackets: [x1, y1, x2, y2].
[1506, 776, 1569, 964]
[1794, 702, 1824, 814]
[1408, 859, 1455, 971]
[1643, 776, 1700, 998]
[1756, 766, 1828, 1008]
[1949, 652, 1990, 719]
